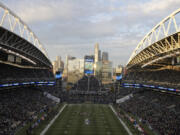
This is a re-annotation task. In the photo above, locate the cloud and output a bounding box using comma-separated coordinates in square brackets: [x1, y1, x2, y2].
[6, 0, 77, 23]
[5, 0, 112, 23]
[126, 0, 180, 21]
[141, 0, 180, 14]
[2, 0, 180, 66]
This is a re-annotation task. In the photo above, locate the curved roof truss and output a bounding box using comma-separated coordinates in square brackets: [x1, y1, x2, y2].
[0, 2, 49, 58]
[128, 8, 180, 66]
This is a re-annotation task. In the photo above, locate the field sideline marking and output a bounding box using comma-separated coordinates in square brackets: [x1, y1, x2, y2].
[109, 105, 133, 135]
[40, 104, 67, 135]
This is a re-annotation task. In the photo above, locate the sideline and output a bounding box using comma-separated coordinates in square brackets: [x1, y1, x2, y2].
[109, 105, 133, 135]
[40, 104, 67, 135]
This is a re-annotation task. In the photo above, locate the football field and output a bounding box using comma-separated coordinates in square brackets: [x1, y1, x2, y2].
[45, 104, 129, 135]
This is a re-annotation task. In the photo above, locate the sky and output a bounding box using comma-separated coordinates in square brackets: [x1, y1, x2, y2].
[2, 0, 180, 66]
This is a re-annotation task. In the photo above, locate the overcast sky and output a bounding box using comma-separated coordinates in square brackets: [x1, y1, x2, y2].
[2, 0, 180, 66]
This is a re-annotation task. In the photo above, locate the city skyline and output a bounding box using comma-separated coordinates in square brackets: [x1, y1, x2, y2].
[2, 0, 180, 66]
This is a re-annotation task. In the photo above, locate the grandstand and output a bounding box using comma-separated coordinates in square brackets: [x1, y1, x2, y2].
[0, 3, 120, 135]
[0, 2, 60, 135]
[69, 75, 114, 104]
[72, 75, 101, 91]
[117, 89, 180, 134]
[114, 8, 180, 135]
[2, 1, 180, 135]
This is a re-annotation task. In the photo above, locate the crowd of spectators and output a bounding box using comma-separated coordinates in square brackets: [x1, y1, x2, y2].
[123, 69, 180, 88]
[26, 104, 60, 135]
[67, 91, 114, 104]
[117, 67, 180, 134]
[116, 87, 136, 99]
[0, 87, 57, 135]
[117, 90, 180, 135]
[72, 75, 101, 91]
[0, 54, 59, 135]
[42, 85, 62, 98]
[68, 75, 114, 103]
[0, 63, 54, 84]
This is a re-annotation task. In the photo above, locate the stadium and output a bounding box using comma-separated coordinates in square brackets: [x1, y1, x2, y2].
[0, 1, 180, 135]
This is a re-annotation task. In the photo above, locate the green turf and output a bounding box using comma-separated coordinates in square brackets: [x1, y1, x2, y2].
[45, 104, 128, 135]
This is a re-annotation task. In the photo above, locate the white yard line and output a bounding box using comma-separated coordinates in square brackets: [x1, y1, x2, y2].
[109, 105, 133, 135]
[40, 104, 67, 135]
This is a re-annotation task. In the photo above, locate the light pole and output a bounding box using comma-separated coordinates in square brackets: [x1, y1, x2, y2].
[87, 75, 90, 91]
[76, 76, 78, 91]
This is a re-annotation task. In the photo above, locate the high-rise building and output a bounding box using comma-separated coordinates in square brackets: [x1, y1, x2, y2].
[115, 65, 123, 74]
[56, 56, 64, 70]
[98, 50, 101, 61]
[94, 43, 102, 76]
[52, 61, 58, 73]
[112, 65, 123, 80]
[102, 52, 108, 62]
[68, 58, 84, 74]
[65, 55, 76, 74]
[94, 61, 102, 79]
[101, 61, 112, 84]
[66, 56, 84, 83]
[94, 43, 99, 63]
[53, 56, 64, 74]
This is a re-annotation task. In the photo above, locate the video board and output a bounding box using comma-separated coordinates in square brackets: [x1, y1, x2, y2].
[116, 74, 122, 81]
[55, 71, 62, 79]
[84, 56, 94, 75]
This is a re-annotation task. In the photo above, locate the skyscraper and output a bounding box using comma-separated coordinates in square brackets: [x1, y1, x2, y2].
[65, 56, 84, 83]
[102, 52, 108, 62]
[101, 60, 112, 84]
[98, 50, 101, 61]
[94, 43, 99, 63]
[53, 56, 64, 74]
